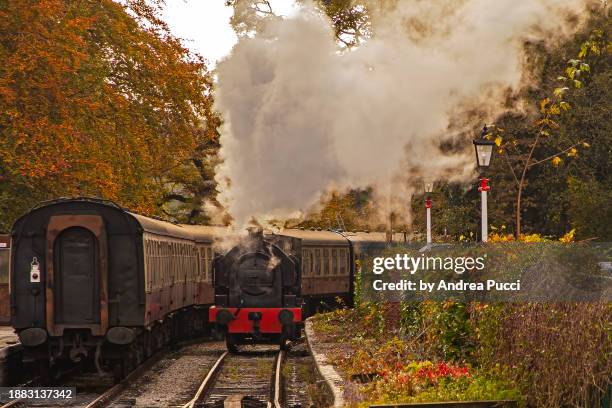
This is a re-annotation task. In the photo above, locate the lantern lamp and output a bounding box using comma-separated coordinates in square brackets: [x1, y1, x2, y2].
[473, 125, 495, 168]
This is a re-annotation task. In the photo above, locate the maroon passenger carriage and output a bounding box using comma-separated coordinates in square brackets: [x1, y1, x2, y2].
[10, 198, 227, 382]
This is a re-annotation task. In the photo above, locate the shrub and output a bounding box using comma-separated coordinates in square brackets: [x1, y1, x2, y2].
[473, 302, 611, 407]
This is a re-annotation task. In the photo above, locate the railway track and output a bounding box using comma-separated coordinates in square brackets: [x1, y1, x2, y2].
[1, 340, 320, 407]
[0, 349, 165, 408]
[0, 338, 199, 408]
[0, 400, 25, 408]
[182, 346, 285, 408]
[0, 377, 36, 408]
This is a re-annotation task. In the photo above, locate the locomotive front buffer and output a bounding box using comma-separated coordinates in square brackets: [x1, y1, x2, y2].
[209, 305, 302, 345]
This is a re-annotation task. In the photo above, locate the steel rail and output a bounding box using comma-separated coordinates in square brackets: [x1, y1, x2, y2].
[0, 400, 27, 408]
[181, 351, 229, 408]
[270, 349, 285, 408]
[84, 346, 174, 408]
[0, 376, 41, 407]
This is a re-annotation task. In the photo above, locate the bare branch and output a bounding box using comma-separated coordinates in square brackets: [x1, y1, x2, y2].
[254, 0, 274, 15]
[502, 151, 520, 187]
[528, 139, 586, 168]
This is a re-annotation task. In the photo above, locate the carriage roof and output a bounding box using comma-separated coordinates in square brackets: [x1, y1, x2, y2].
[343, 231, 409, 244]
[273, 229, 349, 246]
[20, 197, 226, 244]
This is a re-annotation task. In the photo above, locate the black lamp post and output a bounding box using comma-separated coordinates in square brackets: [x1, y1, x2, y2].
[473, 125, 495, 242]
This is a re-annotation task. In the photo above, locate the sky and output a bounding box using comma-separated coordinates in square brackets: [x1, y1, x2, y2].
[161, 0, 299, 66]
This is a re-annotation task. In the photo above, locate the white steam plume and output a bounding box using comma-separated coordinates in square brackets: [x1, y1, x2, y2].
[215, 0, 595, 225]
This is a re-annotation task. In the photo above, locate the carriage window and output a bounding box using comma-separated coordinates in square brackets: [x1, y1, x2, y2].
[180, 243, 185, 282]
[310, 250, 314, 276]
[301, 250, 306, 276]
[302, 249, 310, 277]
[199, 247, 204, 282]
[172, 243, 177, 283]
[323, 249, 330, 275]
[202, 247, 210, 282]
[206, 247, 212, 282]
[150, 241, 154, 290]
[160, 243, 163, 286]
[201, 247, 206, 282]
[306, 249, 311, 277]
[155, 241, 159, 289]
[182, 243, 186, 282]
[144, 242, 150, 292]
[165, 242, 170, 285]
[187, 246, 193, 282]
[193, 247, 198, 282]
[314, 249, 321, 276]
[168, 243, 172, 284]
[339, 248, 347, 275]
[332, 249, 338, 275]
[154, 241, 159, 289]
[150, 243, 154, 290]
[186, 245, 189, 281]
[178, 243, 181, 282]
[186, 245, 190, 282]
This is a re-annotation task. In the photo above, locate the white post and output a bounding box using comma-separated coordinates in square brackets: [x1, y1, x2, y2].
[481, 189, 488, 243]
[426, 206, 432, 244]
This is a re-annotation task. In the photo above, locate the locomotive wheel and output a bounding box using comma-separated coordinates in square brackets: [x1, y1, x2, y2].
[35, 360, 51, 385]
[112, 348, 135, 383]
[144, 332, 154, 358]
[113, 360, 124, 384]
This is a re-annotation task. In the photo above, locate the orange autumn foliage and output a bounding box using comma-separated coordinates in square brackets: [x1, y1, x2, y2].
[0, 0, 217, 228]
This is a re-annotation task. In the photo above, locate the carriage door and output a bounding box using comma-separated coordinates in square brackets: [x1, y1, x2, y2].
[54, 227, 100, 324]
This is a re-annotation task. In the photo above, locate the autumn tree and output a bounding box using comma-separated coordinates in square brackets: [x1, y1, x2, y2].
[0, 0, 219, 230]
[489, 27, 610, 238]
[297, 187, 379, 231]
[310, 0, 371, 48]
[225, 0, 281, 37]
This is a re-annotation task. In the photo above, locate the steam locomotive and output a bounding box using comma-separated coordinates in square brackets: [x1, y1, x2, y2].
[209, 228, 409, 351]
[9, 198, 225, 381]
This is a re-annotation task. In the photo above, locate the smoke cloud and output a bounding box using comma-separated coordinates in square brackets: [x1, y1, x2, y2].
[215, 0, 595, 225]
